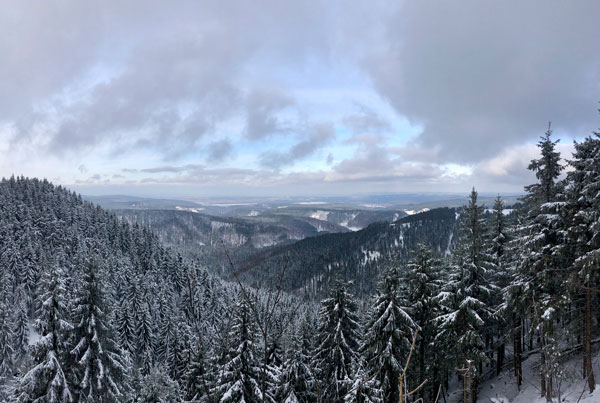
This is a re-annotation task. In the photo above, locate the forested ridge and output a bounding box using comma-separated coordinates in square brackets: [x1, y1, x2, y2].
[237, 207, 459, 299]
[0, 124, 600, 402]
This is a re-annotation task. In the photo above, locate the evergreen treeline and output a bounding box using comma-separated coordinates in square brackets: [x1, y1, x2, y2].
[241, 207, 459, 299]
[0, 117, 599, 402]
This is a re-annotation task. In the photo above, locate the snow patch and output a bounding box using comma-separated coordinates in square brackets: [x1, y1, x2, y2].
[28, 321, 41, 345]
[338, 213, 359, 231]
[175, 206, 205, 213]
[361, 249, 381, 266]
[404, 207, 430, 215]
[309, 210, 330, 221]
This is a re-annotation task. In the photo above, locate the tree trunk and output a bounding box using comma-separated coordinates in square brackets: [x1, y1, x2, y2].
[540, 323, 546, 399]
[516, 320, 522, 390]
[471, 377, 479, 403]
[546, 372, 552, 402]
[585, 279, 595, 392]
[496, 340, 505, 376]
[419, 335, 426, 402]
[463, 360, 472, 403]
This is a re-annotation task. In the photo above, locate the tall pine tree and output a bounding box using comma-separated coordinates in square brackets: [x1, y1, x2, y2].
[438, 189, 493, 403]
[564, 129, 600, 393]
[14, 264, 73, 403]
[69, 259, 129, 401]
[315, 279, 361, 403]
[362, 265, 414, 402]
[517, 125, 566, 400]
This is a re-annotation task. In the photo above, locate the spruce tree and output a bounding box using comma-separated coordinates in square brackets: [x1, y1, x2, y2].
[517, 126, 566, 400]
[0, 296, 14, 379]
[362, 265, 414, 402]
[13, 286, 30, 361]
[437, 189, 492, 403]
[502, 205, 527, 390]
[69, 259, 129, 401]
[487, 196, 511, 375]
[564, 130, 600, 393]
[116, 297, 136, 355]
[14, 264, 73, 403]
[314, 279, 361, 403]
[214, 298, 271, 402]
[183, 339, 212, 402]
[344, 360, 382, 403]
[403, 244, 443, 400]
[278, 314, 316, 403]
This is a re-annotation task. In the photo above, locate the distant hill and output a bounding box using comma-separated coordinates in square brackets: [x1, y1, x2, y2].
[237, 207, 460, 299]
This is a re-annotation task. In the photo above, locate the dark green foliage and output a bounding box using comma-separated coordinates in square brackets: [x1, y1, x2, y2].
[437, 189, 493, 401]
[402, 244, 444, 400]
[14, 264, 73, 403]
[315, 280, 361, 402]
[278, 314, 316, 403]
[3, 110, 600, 403]
[69, 259, 129, 401]
[214, 298, 273, 403]
[240, 208, 459, 299]
[362, 266, 414, 402]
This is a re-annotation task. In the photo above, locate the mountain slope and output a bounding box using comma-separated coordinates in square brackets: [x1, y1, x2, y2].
[0, 177, 240, 398]
[114, 208, 350, 276]
[238, 207, 460, 298]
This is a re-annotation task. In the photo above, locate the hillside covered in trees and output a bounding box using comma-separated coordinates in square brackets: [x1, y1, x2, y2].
[0, 125, 600, 402]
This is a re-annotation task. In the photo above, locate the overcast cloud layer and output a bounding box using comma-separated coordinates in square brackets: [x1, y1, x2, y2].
[1, 0, 598, 197]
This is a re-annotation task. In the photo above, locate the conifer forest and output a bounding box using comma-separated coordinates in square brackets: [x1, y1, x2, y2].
[2, 1, 600, 402]
[1, 123, 600, 402]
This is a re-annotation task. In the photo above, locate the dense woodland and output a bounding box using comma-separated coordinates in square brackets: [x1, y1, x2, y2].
[0, 123, 599, 402]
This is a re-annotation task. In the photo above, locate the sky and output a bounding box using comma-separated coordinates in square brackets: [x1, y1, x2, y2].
[1, 0, 599, 198]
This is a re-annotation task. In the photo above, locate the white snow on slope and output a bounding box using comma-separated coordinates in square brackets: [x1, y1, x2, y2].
[339, 213, 359, 231]
[309, 210, 330, 221]
[446, 349, 600, 403]
[175, 206, 205, 213]
[445, 231, 454, 256]
[404, 207, 430, 215]
[361, 249, 381, 266]
[28, 321, 41, 345]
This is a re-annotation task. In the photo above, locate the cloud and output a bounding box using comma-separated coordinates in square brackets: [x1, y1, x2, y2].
[342, 104, 390, 135]
[245, 89, 294, 140]
[4, 0, 333, 159]
[3, 0, 598, 196]
[140, 164, 204, 174]
[330, 133, 444, 184]
[19, 35, 244, 157]
[471, 141, 575, 189]
[207, 138, 233, 162]
[366, 0, 600, 163]
[259, 123, 335, 168]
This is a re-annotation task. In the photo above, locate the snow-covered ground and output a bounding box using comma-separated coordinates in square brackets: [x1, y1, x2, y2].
[309, 210, 330, 221]
[445, 350, 600, 402]
[175, 205, 205, 213]
[404, 207, 430, 215]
